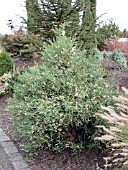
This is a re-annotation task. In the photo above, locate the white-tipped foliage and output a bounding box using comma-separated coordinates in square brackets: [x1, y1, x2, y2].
[6, 28, 115, 151]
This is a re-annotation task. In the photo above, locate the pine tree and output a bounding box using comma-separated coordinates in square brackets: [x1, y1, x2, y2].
[65, 0, 81, 37]
[90, 0, 96, 22]
[39, 0, 83, 41]
[26, 0, 42, 33]
[123, 28, 128, 37]
[25, 0, 82, 40]
[25, 0, 97, 49]
[76, 0, 97, 50]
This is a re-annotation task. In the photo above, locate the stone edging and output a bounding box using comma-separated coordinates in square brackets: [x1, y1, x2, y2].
[0, 120, 31, 170]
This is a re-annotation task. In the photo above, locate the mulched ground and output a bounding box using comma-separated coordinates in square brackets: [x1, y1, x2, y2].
[0, 57, 128, 170]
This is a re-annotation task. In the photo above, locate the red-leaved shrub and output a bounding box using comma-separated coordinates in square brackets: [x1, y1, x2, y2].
[105, 38, 128, 60]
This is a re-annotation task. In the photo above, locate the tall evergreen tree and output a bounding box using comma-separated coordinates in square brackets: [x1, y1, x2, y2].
[39, 0, 83, 41]
[26, 0, 42, 33]
[25, 0, 97, 49]
[25, 0, 83, 40]
[76, 0, 97, 50]
[65, 0, 83, 37]
[90, 0, 96, 22]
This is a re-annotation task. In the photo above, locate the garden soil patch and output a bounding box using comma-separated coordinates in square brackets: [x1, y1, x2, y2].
[0, 57, 128, 170]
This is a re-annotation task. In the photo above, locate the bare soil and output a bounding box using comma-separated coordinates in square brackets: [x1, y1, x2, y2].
[0, 57, 128, 170]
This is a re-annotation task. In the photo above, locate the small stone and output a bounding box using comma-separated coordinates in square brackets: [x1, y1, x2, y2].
[12, 160, 29, 169]
[3, 145, 18, 154]
[0, 131, 6, 136]
[1, 141, 14, 148]
[8, 152, 23, 162]
[0, 135, 10, 142]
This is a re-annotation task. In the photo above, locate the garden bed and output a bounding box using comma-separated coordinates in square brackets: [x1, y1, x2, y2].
[0, 57, 128, 170]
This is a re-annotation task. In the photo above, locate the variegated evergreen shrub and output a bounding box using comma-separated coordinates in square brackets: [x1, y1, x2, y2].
[6, 28, 116, 151]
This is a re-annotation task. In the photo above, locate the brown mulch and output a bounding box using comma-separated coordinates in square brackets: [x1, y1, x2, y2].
[12, 57, 42, 70]
[29, 148, 105, 170]
[0, 57, 128, 170]
[110, 70, 128, 89]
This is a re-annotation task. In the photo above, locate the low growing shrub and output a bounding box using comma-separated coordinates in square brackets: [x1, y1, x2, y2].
[88, 48, 103, 60]
[0, 31, 43, 59]
[102, 50, 110, 59]
[102, 49, 127, 70]
[109, 49, 127, 69]
[0, 50, 13, 76]
[6, 28, 117, 151]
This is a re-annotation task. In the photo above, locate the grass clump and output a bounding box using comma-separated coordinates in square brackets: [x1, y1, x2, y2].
[96, 87, 128, 169]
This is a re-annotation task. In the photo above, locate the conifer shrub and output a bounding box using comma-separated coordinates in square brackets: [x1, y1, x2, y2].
[0, 50, 13, 76]
[109, 49, 127, 69]
[102, 49, 127, 70]
[102, 50, 109, 59]
[6, 28, 117, 151]
[1, 31, 43, 58]
[88, 48, 103, 60]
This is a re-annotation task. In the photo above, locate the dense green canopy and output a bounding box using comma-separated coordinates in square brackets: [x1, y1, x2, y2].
[26, 0, 97, 49]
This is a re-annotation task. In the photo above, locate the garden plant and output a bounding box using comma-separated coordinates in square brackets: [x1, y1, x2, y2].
[96, 87, 128, 169]
[6, 28, 117, 152]
[0, 50, 13, 76]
